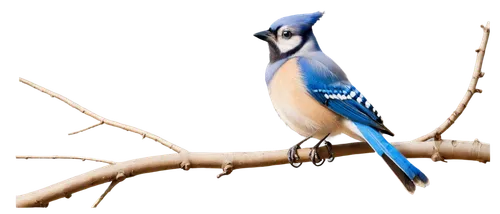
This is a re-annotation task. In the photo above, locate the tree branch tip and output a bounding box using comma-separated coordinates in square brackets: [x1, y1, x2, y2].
[475, 89, 483, 93]
[475, 48, 481, 53]
[64, 193, 72, 199]
[479, 72, 485, 77]
[481, 22, 491, 32]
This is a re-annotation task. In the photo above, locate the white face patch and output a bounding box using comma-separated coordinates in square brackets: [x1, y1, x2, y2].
[276, 27, 302, 53]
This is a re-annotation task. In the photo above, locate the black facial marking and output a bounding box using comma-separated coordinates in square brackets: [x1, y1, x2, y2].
[270, 26, 279, 35]
[267, 29, 312, 63]
[268, 42, 281, 63]
[279, 28, 312, 59]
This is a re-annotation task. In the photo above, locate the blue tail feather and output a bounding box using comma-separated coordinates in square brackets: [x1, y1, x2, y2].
[354, 122, 429, 191]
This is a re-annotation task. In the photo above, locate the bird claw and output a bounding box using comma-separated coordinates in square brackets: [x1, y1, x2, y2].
[287, 144, 302, 168]
[309, 147, 326, 166]
[326, 141, 337, 165]
[309, 140, 335, 166]
[286, 135, 331, 168]
[288, 136, 312, 168]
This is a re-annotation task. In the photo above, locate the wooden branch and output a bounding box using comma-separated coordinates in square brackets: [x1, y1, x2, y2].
[16, 139, 490, 207]
[16, 155, 115, 165]
[19, 78, 187, 154]
[414, 22, 490, 142]
[92, 172, 125, 208]
[68, 121, 104, 135]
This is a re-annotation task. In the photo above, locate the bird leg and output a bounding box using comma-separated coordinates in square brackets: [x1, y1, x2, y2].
[309, 133, 333, 166]
[287, 135, 313, 168]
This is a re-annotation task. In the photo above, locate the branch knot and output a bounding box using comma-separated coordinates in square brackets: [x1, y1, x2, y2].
[115, 172, 126, 182]
[472, 139, 486, 163]
[431, 140, 447, 162]
[35, 200, 49, 208]
[217, 155, 234, 178]
[179, 151, 191, 171]
[479, 71, 488, 80]
[475, 48, 482, 53]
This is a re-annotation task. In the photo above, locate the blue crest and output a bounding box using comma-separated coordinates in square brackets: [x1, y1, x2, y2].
[269, 11, 324, 32]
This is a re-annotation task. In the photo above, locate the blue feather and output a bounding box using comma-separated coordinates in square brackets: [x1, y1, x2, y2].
[355, 122, 429, 190]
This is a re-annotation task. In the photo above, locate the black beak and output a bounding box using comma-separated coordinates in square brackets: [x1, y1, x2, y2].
[254, 30, 271, 41]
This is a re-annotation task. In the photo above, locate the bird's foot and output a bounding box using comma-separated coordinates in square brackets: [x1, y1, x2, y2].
[309, 143, 325, 166]
[324, 141, 335, 162]
[308, 134, 334, 167]
[288, 136, 312, 168]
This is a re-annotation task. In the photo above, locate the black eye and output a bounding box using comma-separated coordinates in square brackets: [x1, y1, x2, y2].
[282, 30, 292, 39]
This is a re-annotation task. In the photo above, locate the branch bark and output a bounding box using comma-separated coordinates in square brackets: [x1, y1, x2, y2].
[413, 22, 490, 142]
[16, 139, 490, 207]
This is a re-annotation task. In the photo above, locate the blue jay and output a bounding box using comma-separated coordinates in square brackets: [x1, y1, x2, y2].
[254, 12, 429, 193]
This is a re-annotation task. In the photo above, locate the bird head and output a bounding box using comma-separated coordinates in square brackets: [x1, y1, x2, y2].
[254, 11, 324, 62]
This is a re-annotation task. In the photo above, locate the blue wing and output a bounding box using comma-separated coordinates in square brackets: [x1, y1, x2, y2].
[297, 56, 394, 136]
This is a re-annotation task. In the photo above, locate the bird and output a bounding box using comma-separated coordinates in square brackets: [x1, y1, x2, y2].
[254, 11, 429, 193]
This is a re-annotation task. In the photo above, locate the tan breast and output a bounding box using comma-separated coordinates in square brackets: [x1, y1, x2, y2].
[268, 58, 342, 139]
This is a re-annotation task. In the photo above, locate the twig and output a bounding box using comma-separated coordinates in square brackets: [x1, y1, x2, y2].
[89, 179, 125, 210]
[414, 22, 490, 142]
[16, 155, 115, 165]
[19, 78, 187, 154]
[68, 121, 104, 135]
[16, 139, 490, 207]
[92, 172, 126, 208]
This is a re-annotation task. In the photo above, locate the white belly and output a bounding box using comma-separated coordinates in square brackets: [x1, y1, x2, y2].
[268, 58, 343, 139]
